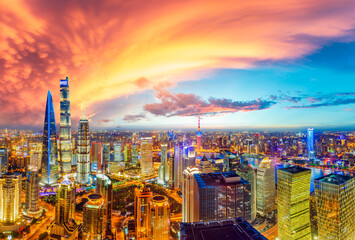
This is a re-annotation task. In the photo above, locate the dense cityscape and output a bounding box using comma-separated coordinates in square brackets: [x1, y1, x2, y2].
[0, 78, 352, 240]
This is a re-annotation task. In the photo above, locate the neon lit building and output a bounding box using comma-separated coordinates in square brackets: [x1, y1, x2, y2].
[278, 166, 311, 240]
[256, 157, 275, 216]
[151, 195, 170, 240]
[96, 174, 113, 238]
[40, 91, 59, 186]
[83, 194, 105, 240]
[59, 77, 72, 173]
[173, 143, 184, 189]
[141, 138, 153, 176]
[77, 112, 90, 184]
[314, 174, 355, 240]
[55, 177, 76, 224]
[25, 168, 40, 216]
[0, 173, 22, 223]
[91, 142, 102, 172]
[307, 128, 315, 159]
[0, 148, 8, 176]
[134, 186, 152, 239]
[196, 116, 202, 152]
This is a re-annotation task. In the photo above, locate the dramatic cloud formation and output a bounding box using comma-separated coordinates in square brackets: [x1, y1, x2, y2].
[123, 114, 147, 122]
[1, 0, 355, 126]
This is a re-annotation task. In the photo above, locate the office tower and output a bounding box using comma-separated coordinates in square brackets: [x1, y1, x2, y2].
[77, 112, 90, 185]
[0, 148, 7, 176]
[40, 91, 58, 186]
[0, 173, 22, 223]
[114, 142, 123, 162]
[158, 143, 168, 185]
[278, 166, 311, 240]
[198, 155, 213, 174]
[83, 194, 105, 240]
[59, 77, 72, 173]
[256, 157, 275, 216]
[189, 172, 251, 223]
[30, 151, 41, 171]
[25, 168, 40, 216]
[131, 144, 138, 167]
[168, 155, 174, 189]
[180, 218, 267, 240]
[236, 161, 256, 222]
[314, 174, 355, 239]
[141, 138, 153, 176]
[196, 116, 202, 152]
[91, 142, 102, 172]
[182, 167, 200, 222]
[55, 177, 76, 224]
[134, 186, 152, 239]
[183, 146, 196, 168]
[96, 174, 113, 238]
[124, 144, 131, 166]
[102, 144, 110, 173]
[173, 143, 184, 189]
[307, 128, 315, 159]
[71, 150, 78, 166]
[151, 195, 170, 240]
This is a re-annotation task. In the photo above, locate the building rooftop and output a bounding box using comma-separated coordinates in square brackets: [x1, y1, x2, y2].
[314, 174, 353, 185]
[279, 166, 310, 174]
[194, 172, 248, 188]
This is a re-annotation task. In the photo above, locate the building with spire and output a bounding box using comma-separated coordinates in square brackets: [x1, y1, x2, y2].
[40, 91, 59, 186]
[196, 116, 202, 152]
[77, 109, 90, 185]
[59, 77, 72, 173]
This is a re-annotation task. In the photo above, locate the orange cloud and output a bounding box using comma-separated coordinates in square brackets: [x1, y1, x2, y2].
[0, 0, 355, 126]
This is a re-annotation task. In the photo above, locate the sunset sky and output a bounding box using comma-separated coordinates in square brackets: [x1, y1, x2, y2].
[1, 0, 355, 130]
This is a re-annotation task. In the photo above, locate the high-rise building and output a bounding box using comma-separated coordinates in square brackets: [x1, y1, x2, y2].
[131, 144, 138, 167]
[30, 151, 41, 171]
[182, 167, 200, 223]
[307, 128, 315, 159]
[124, 144, 131, 166]
[102, 143, 110, 173]
[141, 138, 153, 176]
[236, 161, 256, 222]
[187, 171, 252, 223]
[55, 177, 76, 224]
[168, 155, 174, 189]
[40, 91, 59, 186]
[83, 194, 105, 240]
[134, 186, 152, 239]
[91, 142, 102, 172]
[314, 174, 355, 240]
[77, 111, 90, 185]
[256, 157, 275, 216]
[0, 173, 22, 223]
[0, 148, 8, 176]
[151, 195, 170, 240]
[96, 174, 114, 238]
[114, 142, 123, 162]
[25, 168, 40, 216]
[158, 143, 168, 185]
[173, 143, 184, 189]
[278, 166, 311, 240]
[198, 155, 213, 174]
[59, 77, 72, 173]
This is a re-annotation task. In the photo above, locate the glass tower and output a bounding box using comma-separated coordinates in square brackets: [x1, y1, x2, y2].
[0, 173, 22, 223]
[314, 174, 355, 239]
[134, 186, 152, 239]
[83, 194, 105, 240]
[141, 138, 153, 176]
[77, 112, 90, 184]
[307, 128, 315, 159]
[151, 195, 170, 240]
[0, 148, 8, 176]
[25, 168, 40, 215]
[158, 143, 168, 185]
[40, 91, 58, 186]
[59, 77, 72, 173]
[96, 174, 113, 238]
[278, 166, 311, 240]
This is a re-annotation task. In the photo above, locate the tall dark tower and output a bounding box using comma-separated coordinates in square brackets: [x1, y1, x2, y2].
[40, 91, 58, 186]
[59, 77, 72, 173]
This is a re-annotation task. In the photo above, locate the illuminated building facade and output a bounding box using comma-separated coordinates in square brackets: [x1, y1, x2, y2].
[173, 143, 184, 189]
[0, 148, 7, 176]
[278, 166, 311, 240]
[191, 172, 252, 223]
[114, 142, 123, 162]
[40, 91, 59, 186]
[307, 128, 315, 159]
[141, 138, 153, 176]
[102, 143, 110, 173]
[314, 174, 355, 240]
[96, 174, 113, 238]
[59, 77, 72, 173]
[196, 116, 202, 152]
[198, 155, 213, 174]
[256, 157, 275, 216]
[77, 112, 90, 184]
[56, 177, 76, 224]
[91, 142, 102, 172]
[182, 167, 200, 222]
[25, 168, 40, 215]
[30, 151, 41, 171]
[83, 194, 105, 240]
[158, 143, 168, 185]
[0, 173, 22, 223]
[134, 186, 152, 239]
[131, 144, 138, 167]
[151, 195, 170, 240]
[124, 144, 131, 166]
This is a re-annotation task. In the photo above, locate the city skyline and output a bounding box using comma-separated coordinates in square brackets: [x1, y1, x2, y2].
[1, 0, 355, 130]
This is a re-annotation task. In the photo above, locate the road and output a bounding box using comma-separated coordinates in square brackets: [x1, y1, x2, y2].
[26, 202, 55, 240]
[262, 224, 278, 240]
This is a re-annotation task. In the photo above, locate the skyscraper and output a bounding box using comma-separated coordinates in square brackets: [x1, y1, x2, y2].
[314, 174, 355, 239]
[102, 143, 110, 173]
[278, 166, 311, 240]
[40, 91, 58, 186]
[0, 173, 22, 224]
[173, 143, 184, 189]
[151, 195, 170, 240]
[256, 157, 275, 216]
[131, 144, 138, 167]
[83, 194, 105, 240]
[55, 177, 76, 224]
[141, 138, 153, 176]
[0, 148, 8, 176]
[198, 155, 213, 174]
[96, 174, 113, 238]
[182, 166, 200, 223]
[158, 143, 168, 185]
[91, 142, 102, 172]
[134, 186, 152, 239]
[59, 77, 72, 173]
[77, 111, 90, 185]
[307, 128, 315, 159]
[114, 142, 123, 162]
[124, 144, 131, 166]
[25, 168, 40, 216]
